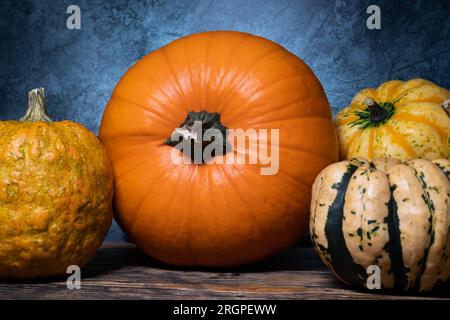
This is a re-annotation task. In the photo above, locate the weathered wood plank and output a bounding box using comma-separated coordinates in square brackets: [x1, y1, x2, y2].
[0, 243, 448, 300]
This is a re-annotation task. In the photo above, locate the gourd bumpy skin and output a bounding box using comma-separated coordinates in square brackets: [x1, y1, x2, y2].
[0, 120, 113, 278]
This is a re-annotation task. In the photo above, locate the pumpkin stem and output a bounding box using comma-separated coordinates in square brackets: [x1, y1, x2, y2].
[165, 111, 230, 164]
[442, 99, 450, 117]
[20, 88, 53, 122]
[364, 97, 390, 123]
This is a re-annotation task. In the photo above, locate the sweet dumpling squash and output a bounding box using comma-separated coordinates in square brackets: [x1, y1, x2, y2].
[310, 157, 450, 292]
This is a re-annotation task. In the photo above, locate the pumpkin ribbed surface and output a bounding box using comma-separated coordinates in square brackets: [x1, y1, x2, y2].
[99, 31, 338, 267]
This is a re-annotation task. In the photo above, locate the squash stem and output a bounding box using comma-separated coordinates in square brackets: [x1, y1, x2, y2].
[364, 97, 389, 123]
[20, 88, 53, 122]
[442, 99, 450, 117]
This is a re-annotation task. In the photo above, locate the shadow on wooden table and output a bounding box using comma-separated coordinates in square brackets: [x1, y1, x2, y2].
[83, 243, 327, 276]
[81, 243, 449, 298]
[1, 242, 448, 299]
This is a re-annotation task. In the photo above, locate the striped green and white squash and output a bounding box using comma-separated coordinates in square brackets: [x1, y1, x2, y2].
[310, 157, 450, 292]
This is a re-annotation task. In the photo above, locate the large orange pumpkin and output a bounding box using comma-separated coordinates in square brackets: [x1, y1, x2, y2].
[99, 31, 338, 267]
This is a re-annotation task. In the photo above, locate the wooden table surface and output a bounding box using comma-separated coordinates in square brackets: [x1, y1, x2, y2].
[1, 243, 449, 300]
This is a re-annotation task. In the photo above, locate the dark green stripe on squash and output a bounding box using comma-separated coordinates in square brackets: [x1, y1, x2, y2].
[325, 164, 367, 287]
[384, 184, 410, 291]
[434, 162, 450, 182]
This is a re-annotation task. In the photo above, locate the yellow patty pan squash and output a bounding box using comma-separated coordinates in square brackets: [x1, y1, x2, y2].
[336, 79, 450, 160]
[0, 88, 113, 278]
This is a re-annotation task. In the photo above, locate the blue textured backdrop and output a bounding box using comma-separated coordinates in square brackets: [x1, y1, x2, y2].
[1, 0, 449, 241]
